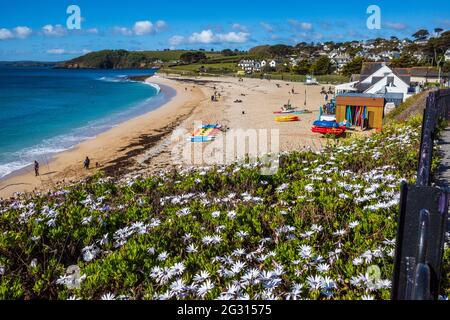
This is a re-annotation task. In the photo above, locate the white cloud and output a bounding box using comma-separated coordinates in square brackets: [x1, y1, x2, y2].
[85, 28, 99, 34]
[384, 22, 408, 30]
[0, 26, 33, 40]
[114, 20, 167, 36]
[14, 26, 33, 39]
[216, 31, 250, 43]
[170, 29, 250, 46]
[169, 35, 185, 46]
[42, 24, 67, 37]
[288, 20, 313, 30]
[47, 48, 92, 55]
[113, 26, 133, 36]
[260, 22, 274, 33]
[47, 49, 66, 55]
[189, 30, 215, 43]
[301, 22, 313, 30]
[232, 23, 248, 32]
[0, 28, 15, 40]
[156, 20, 167, 31]
[133, 21, 154, 35]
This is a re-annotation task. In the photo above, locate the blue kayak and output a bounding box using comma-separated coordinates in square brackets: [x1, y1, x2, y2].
[190, 136, 216, 142]
[313, 120, 340, 128]
[200, 124, 221, 129]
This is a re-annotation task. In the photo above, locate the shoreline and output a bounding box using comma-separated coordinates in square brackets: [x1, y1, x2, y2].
[0, 74, 331, 199]
[0, 81, 174, 182]
[0, 76, 206, 198]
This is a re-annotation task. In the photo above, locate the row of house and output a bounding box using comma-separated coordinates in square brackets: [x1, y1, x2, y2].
[239, 46, 450, 75]
[238, 59, 279, 73]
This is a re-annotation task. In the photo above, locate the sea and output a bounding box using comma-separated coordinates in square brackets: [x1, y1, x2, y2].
[0, 66, 172, 179]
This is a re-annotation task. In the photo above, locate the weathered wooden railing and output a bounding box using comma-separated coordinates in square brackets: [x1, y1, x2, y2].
[392, 89, 450, 300]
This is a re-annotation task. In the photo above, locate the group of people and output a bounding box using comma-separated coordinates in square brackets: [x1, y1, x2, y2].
[33, 156, 97, 177]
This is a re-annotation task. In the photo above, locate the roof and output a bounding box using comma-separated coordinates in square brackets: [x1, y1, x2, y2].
[360, 62, 385, 79]
[410, 67, 439, 77]
[355, 82, 373, 92]
[337, 93, 385, 99]
[336, 93, 386, 108]
[335, 81, 359, 91]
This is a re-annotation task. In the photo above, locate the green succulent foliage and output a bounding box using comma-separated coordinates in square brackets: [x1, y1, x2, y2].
[0, 115, 448, 300]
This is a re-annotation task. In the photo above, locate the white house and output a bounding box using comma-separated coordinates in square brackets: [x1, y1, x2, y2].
[445, 49, 450, 62]
[260, 60, 267, 67]
[238, 60, 261, 73]
[269, 60, 277, 68]
[332, 54, 351, 71]
[335, 63, 414, 102]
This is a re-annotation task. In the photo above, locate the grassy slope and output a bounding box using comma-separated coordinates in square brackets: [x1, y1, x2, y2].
[385, 91, 430, 123]
[2, 114, 448, 300]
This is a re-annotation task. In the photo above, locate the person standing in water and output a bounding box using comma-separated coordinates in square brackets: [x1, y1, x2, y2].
[34, 161, 39, 177]
[84, 157, 91, 170]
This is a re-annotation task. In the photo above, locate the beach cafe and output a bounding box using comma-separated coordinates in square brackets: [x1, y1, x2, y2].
[335, 93, 386, 130]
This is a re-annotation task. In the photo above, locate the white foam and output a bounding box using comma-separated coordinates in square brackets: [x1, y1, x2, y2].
[1, 76, 165, 179]
[145, 82, 161, 94]
[97, 76, 124, 83]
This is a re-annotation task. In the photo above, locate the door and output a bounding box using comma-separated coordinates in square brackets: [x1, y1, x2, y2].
[368, 111, 375, 129]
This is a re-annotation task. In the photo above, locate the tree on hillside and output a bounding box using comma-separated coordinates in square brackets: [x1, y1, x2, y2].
[412, 29, 430, 41]
[248, 45, 272, 58]
[434, 28, 444, 37]
[442, 61, 450, 73]
[390, 54, 419, 68]
[310, 56, 333, 75]
[268, 45, 294, 58]
[180, 51, 207, 64]
[342, 57, 364, 77]
[293, 60, 311, 75]
[221, 49, 235, 56]
[423, 30, 450, 65]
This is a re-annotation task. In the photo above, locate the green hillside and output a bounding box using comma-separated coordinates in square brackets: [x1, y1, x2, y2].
[60, 50, 190, 69]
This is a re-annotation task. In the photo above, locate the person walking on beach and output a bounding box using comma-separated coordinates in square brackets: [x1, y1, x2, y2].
[84, 157, 91, 170]
[34, 161, 40, 177]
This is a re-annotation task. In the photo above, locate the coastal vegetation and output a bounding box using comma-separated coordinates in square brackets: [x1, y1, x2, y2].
[60, 50, 198, 69]
[1, 113, 448, 300]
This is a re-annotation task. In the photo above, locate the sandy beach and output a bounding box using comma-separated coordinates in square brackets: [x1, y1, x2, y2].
[0, 75, 331, 199]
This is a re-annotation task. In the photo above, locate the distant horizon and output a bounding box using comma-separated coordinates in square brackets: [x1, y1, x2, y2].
[1, 0, 449, 61]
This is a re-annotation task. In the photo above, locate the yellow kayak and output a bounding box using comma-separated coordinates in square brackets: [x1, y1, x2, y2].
[275, 116, 300, 122]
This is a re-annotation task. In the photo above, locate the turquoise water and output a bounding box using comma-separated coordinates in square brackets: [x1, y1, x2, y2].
[0, 67, 171, 178]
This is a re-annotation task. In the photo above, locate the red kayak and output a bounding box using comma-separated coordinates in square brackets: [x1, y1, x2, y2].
[311, 126, 346, 135]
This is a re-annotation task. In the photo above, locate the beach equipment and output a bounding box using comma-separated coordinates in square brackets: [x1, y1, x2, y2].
[275, 115, 300, 122]
[345, 105, 367, 127]
[313, 120, 340, 129]
[312, 119, 346, 136]
[320, 115, 336, 122]
[190, 124, 221, 142]
[273, 109, 312, 115]
[190, 136, 216, 143]
[311, 126, 346, 135]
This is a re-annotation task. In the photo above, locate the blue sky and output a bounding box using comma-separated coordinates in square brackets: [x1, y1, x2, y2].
[0, 0, 449, 61]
